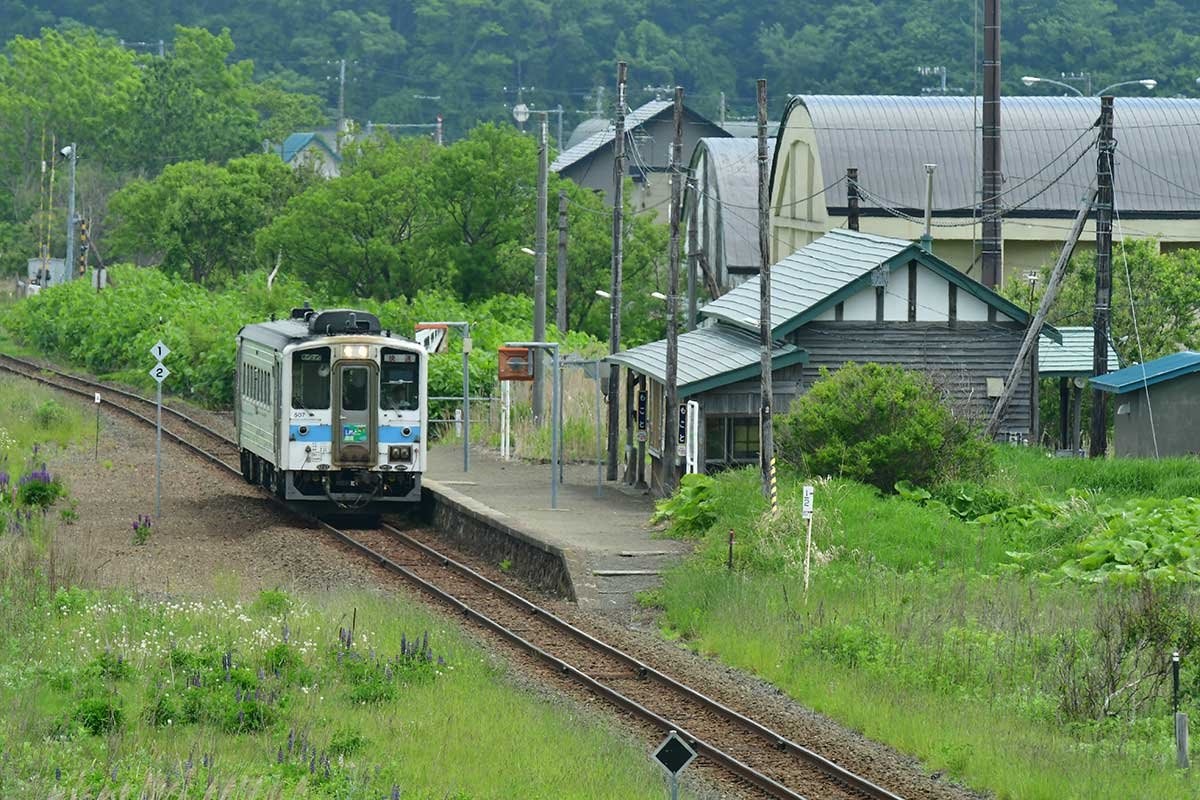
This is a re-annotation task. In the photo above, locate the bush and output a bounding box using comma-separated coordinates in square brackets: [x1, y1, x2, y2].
[776, 362, 993, 492]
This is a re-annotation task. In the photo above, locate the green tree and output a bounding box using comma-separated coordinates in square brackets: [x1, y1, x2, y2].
[1004, 240, 1200, 364]
[119, 26, 262, 171]
[256, 136, 442, 299]
[107, 154, 306, 283]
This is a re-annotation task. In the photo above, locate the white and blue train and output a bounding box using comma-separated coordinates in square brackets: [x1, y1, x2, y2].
[236, 307, 427, 510]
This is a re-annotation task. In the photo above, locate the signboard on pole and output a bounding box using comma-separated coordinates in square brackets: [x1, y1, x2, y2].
[652, 730, 696, 800]
[676, 403, 687, 458]
[498, 347, 535, 381]
[414, 323, 449, 354]
[802, 485, 815, 519]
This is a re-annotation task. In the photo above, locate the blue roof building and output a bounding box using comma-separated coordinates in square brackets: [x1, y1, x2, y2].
[1091, 351, 1200, 458]
[276, 132, 341, 178]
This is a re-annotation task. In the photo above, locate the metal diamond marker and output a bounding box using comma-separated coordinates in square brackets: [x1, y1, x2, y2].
[150, 363, 170, 383]
[653, 731, 696, 776]
[150, 341, 171, 361]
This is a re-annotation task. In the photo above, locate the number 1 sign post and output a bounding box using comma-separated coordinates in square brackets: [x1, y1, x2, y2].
[150, 341, 171, 517]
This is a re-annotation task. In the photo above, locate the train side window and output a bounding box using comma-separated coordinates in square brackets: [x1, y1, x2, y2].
[381, 349, 419, 411]
[292, 347, 331, 410]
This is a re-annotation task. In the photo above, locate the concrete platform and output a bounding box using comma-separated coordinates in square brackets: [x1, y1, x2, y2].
[421, 445, 692, 613]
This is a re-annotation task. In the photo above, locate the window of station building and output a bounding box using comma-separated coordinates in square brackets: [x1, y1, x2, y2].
[341, 366, 369, 411]
[381, 349, 419, 411]
[292, 347, 331, 410]
[705, 416, 760, 465]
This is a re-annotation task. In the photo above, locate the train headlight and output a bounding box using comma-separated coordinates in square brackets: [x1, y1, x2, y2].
[342, 344, 369, 360]
[388, 445, 413, 462]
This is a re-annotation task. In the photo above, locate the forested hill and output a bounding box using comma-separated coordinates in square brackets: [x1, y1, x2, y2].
[3, 0, 1199, 135]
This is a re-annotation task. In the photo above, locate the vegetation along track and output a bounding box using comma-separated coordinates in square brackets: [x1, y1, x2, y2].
[0, 352, 239, 469]
[3, 354, 910, 800]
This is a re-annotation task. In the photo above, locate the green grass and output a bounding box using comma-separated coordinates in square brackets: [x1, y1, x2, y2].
[651, 454, 1200, 800]
[0, 584, 684, 799]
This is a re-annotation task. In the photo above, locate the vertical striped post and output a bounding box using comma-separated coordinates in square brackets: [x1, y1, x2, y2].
[768, 455, 778, 516]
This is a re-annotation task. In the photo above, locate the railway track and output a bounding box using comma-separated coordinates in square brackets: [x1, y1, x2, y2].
[1, 354, 908, 800]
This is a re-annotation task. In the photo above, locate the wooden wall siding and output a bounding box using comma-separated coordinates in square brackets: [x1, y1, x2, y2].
[784, 322, 1033, 433]
[809, 263, 1009, 324]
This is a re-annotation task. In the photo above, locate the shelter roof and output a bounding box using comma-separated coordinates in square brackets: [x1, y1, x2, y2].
[1038, 327, 1120, 377]
[607, 325, 807, 398]
[774, 95, 1200, 215]
[1090, 351, 1200, 394]
[699, 229, 1059, 340]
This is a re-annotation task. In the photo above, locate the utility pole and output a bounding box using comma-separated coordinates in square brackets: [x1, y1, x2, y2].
[606, 62, 627, 482]
[533, 112, 549, 424]
[662, 86, 684, 495]
[981, 0, 1002, 287]
[436, 114, 444, 146]
[336, 58, 347, 153]
[64, 143, 77, 282]
[846, 168, 860, 231]
[556, 190, 569, 333]
[757, 79, 776, 509]
[1090, 96, 1115, 458]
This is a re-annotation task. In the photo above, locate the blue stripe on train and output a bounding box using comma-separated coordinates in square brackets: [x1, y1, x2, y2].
[289, 424, 420, 443]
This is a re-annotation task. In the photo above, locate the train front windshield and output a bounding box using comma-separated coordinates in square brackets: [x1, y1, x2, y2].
[292, 347, 331, 410]
[381, 349, 419, 411]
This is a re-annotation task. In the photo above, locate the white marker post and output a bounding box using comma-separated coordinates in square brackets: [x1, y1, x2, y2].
[149, 341, 171, 518]
[93, 392, 101, 460]
[802, 484, 815, 602]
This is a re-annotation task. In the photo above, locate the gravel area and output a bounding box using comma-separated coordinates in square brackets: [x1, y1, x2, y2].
[47, 388, 371, 598]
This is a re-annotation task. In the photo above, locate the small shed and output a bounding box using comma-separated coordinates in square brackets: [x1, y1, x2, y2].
[1038, 327, 1120, 451]
[1091, 351, 1200, 458]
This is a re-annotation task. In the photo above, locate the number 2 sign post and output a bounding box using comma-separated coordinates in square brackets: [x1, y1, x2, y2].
[150, 341, 171, 518]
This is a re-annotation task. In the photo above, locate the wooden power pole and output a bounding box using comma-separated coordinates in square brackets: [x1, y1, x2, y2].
[662, 86, 684, 495]
[556, 190, 569, 333]
[1090, 95, 1115, 458]
[846, 168, 859, 231]
[606, 61, 627, 481]
[981, 0, 1002, 287]
[756, 79, 776, 509]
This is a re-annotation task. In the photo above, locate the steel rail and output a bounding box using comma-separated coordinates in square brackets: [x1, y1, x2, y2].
[0, 352, 233, 446]
[1, 354, 901, 800]
[0, 355, 239, 475]
[322, 521, 809, 800]
[379, 521, 903, 800]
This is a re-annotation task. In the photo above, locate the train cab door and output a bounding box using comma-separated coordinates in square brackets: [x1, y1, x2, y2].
[334, 362, 376, 466]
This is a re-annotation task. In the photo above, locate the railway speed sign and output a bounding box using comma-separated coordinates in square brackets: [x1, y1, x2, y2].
[150, 363, 170, 383]
[150, 341, 171, 361]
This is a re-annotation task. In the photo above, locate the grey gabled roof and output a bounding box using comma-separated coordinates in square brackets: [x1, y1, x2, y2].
[691, 137, 766, 271]
[550, 100, 673, 173]
[700, 228, 1059, 340]
[1038, 327, 1120, 377]
[775, 95, 1200, 215]
[607, 325, 808, 398]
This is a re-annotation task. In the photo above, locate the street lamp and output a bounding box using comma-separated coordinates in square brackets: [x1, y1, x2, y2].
[1021, 75, 1157, 96]
[650, 291, 667, 301]
[520, 247, 537, 256]
[595, 289, 611, 300]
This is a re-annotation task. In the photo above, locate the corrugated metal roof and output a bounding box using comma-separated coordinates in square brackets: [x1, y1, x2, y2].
[777, 95, 1200, 214]
[1090, 351, 1200, 394]
[607, 325, 807, 397]
[695, 137, 765, 272]
[565, 117, 611, 148]
[700, 228, 1058, 340]
[1038, 327, 1120, 377]
[700, 229, 912, 331]
[551, 100, 673, 173]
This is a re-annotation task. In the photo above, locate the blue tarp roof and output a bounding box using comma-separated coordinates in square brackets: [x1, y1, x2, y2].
[1090, 351, 1200, 394]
